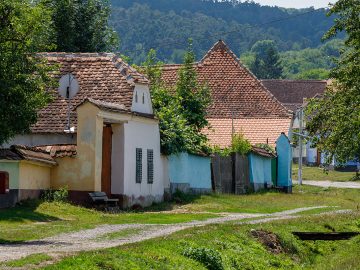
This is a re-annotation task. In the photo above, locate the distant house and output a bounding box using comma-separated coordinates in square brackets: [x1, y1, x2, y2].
[162, 40, 292, 148]
[262, 79, 328, 165]
[0, 53, 166, 208]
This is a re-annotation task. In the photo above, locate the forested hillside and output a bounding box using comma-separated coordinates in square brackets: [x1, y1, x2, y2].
[110, 0, 342, 78]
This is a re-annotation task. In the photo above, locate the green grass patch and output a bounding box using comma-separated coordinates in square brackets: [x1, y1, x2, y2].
[178, 185, 360, 214]
[292, 164, 358, 181]
[1, 186, 359, 243]
[0, 201, 217, 243]
[97, 228, 143, 241]
[41, 212, 360, 270]
[2, 253, 52, 267]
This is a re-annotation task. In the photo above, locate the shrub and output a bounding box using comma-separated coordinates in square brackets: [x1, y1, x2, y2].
[42, 186, 69, 202]
[231, 133, 252, 155]
[183, 246, 224, 270]
[255, 143, 276, 155]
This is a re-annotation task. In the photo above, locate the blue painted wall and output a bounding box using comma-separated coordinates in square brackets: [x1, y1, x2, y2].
[169, 152, 212, 189]
[276, 133, 292, 188]
[248, 153, 273, 188]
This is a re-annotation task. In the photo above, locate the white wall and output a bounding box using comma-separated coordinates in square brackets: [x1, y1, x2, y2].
[131, 84, 153, 114]
[122, 119, 163, 206]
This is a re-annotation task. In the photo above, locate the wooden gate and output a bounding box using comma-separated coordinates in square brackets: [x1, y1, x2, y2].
[212, 154, 250, 194]
[101, 124, 112, 195]
[234, 154, 250, 194]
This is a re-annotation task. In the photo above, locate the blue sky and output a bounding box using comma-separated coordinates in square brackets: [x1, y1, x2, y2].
[253, 0, 335, 9]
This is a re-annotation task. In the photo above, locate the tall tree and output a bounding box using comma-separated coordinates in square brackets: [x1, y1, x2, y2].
[306, 0, 360, 164]
[0, 0, 55, 145]
[142, 44, 211, 155]
[50, 0, 119, 52]
[250, 40, 283, 79]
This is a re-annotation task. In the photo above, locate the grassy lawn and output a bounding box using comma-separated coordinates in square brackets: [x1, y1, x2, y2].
[0, 201, 217, 244]
[177, 185, 360, 213]
[1, 186, 359, 244]
[292, 164, 358, 181]
[40, 212, 360, 270]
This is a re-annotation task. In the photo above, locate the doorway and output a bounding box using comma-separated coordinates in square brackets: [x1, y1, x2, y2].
[101, 124, 112, 195]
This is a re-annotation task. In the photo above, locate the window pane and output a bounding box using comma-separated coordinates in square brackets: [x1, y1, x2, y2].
[147, 149, 154, 183]
[136, 148, 142, 183]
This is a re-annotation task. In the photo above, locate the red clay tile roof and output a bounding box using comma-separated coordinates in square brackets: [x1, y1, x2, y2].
[0, 145, 56, 165]
[204, 118, 291, 148]
[35, 144, 77, 158]
[162, 40, 292, 119]
[162, 40, 292, 147]
[261, 79, 328, 112]
[32, 53, 149, 133]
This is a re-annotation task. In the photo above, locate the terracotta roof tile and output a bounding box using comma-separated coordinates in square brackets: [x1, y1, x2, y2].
[261, 79, 327, 112]
[162, 41, 291, 119]
[35, 144, 77, 158]
[162, 40, 292, 147]
[0, 145, 56, 165]
[32, 53, 149, 133]
[204, 118, 291, 148]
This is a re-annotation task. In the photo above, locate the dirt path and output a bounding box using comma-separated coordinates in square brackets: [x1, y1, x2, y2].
[302, 180, 360, 189]
[0, 206, 340, 263]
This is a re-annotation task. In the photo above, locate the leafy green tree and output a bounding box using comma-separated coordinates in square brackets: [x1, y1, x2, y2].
[142, 45, 211, 155]
[306, 0, 360, 164]
[0, 0, 55, 145]
[176, 41, 211, 131]
[250, 40, 283, 79]
[49, 0, 119, 52]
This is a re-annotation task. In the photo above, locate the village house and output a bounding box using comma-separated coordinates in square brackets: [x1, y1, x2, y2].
[262, 79, 328, 165]
[0, 53, 166, 208]
[162, 40, 293, 148]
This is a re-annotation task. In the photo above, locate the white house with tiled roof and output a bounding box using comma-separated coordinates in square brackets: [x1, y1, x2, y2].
[161, 40, 293, 148]
[1, 53, 165, 208]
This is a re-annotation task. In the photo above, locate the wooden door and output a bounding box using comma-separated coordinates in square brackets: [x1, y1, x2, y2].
[101, 125, 112, 195]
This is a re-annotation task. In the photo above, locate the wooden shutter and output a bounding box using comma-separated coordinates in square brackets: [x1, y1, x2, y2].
[136, 148, 142, 183]
[147, 149, 154, 183]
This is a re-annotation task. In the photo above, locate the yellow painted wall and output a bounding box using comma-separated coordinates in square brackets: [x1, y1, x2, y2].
[50, 102, 104, 192]
[50, 157, 85, 190]
[18, 161, 51, 190]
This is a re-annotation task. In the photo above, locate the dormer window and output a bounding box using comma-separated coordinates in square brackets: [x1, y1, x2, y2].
[142, 93, 145, 104]
[135, 91, 138, 103]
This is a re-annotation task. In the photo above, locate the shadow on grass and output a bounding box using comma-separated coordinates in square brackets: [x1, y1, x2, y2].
[140, 191, 203, 212]
[0, 200, 60, 223]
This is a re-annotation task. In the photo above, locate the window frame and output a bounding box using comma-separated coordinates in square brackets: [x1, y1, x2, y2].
[147, 149, 154, 184]
[135, 148, 142, 183]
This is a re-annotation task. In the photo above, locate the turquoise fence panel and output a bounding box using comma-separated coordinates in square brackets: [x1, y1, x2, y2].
[168, 152, 212, 192]
[248, 153, 273, 191]
[276, 133, 292, 193]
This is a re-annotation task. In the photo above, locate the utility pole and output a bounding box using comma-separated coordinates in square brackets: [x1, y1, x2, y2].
[298, 107, 303, 185]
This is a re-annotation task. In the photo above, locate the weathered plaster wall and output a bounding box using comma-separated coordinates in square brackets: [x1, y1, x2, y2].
[122, 119, 164, 207]
[2, 134, 76, 148]
[131, 84, 153, 114]
[168, 152, 212, 191]
[0, 161, 19, 189]
[51, 157, 84, 189]
[18, 161, 51, 190]
[76, 102, 103, 192]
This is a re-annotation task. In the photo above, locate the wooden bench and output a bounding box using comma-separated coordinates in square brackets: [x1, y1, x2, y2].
[89, 192, 119, 210]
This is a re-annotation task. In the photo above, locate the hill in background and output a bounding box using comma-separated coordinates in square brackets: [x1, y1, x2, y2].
[110, 0, 343, 78]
